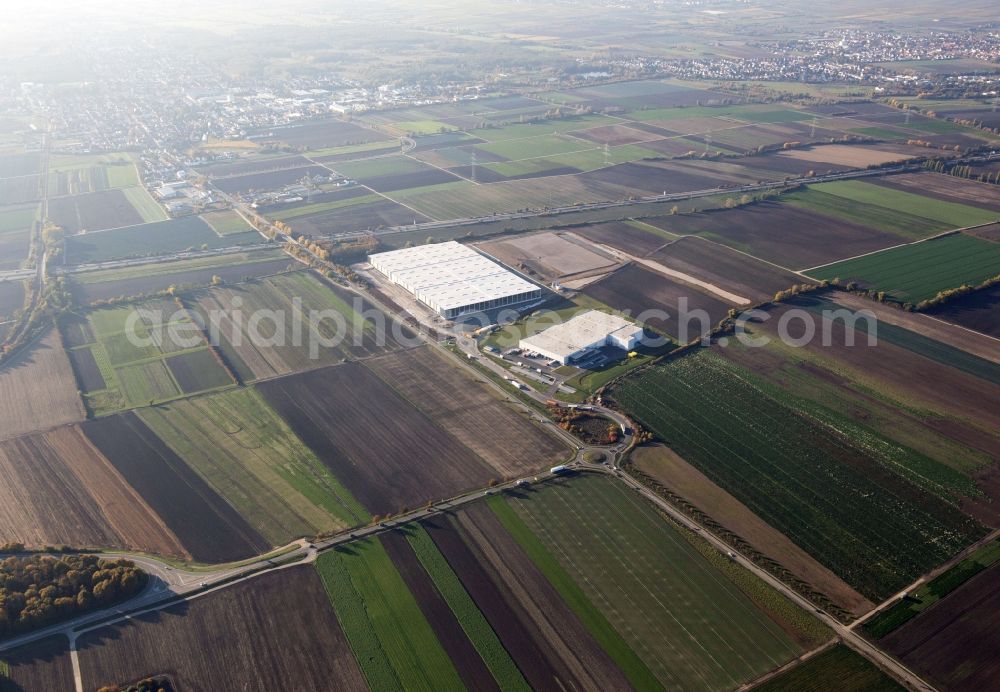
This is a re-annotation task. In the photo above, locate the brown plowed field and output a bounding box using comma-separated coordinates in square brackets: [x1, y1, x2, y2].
[48, 189, 144, 234]
[776, 144, 917, 168]
[833, 293, 1000, 364]
[868, 172, 1000, 213]
[632, 444, 873, 616]
[212, 165, 330, 194]
[1, 636, 75, 692]
[761, 303, 1000, 440]
[572, 220, 670, 256]
[364, 168, 463, 193]
[82, 413, 268, 562]
[579, 160, 729, 196]
[77, 567, 367, 690]
[882, 562, 1000, 691]
[583, 263, 732, 340]
[453, 505, 631, 690]
[258, 362, 495, 515]
[67, 347, 106, 391]
[0, 425, 187, 556]
[477, 231, 619, 282]
[422, 514, 579, 689]
[380, 530, 499, 691]
[643, 202, 902, 269]
[365, 347, 568, 478]
[0, 329, 85, 442]
[285, 198, 428, 235]
[200, 155, 313, 178]
[930, 284, 1000, 338]
[255, 119, 389, 149]
[649, 236, 805, 302]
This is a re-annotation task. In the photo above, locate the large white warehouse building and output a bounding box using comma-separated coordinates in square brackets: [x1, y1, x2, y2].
[519, 310, 643, 365]
[369, 241, 542, 319]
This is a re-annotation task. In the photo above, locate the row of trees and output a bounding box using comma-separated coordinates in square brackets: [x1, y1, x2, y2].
[0, 554, 146, 637]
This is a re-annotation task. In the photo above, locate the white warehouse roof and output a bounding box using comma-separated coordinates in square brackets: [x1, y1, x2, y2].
[520, 310, 642, 364]
[369, 241, 540, 316]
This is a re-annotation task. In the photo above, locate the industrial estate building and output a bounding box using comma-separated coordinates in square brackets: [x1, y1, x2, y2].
[369, 241, 542, 319]
[519, 310, 643, 365]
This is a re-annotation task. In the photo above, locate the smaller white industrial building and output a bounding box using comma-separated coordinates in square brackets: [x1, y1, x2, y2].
[369, 241, 542, 319]
[519, 310, 643, 365]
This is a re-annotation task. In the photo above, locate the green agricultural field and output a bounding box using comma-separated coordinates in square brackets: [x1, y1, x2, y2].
[64, 216, 263, 265]
[201, 210, 252, 236]
[864, 538, 1000, 639]
[755, 644, 902, 692]
[332, 155, 430, 180]
[781, 188, 958, 240]
[137, 388, 368, 544]
[0, 203, 37, 233]
[71, 249, 289, 285]
[121, 186, 169, 223]
[807, 233, 1000, 304]
[406, 524, 530, 691]
[191, 271, 391, 381]
[808, 180, 997, 229]
[496, 475, 818, 689]
[67, 301, 235, 415]
[613, 350, 985, 601]
[848, 126, 909, 140]
[474, 115, 619, 142]
[316, 540, 464, 692]
[267, 193, 381, 221]
[307, 139, 400, 158]
[475, 134, 593, 161]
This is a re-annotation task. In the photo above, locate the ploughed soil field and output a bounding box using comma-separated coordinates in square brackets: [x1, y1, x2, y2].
[211, 165, 331, 194]
[929, 283, 1000, 337]
[364, 346, 568, 478]
[0, 424, 188, 557]
[198, 154, 314, 178]
[48, 188, 144, 233]
[283, 198, 427, 236]
[82, 412, 270, 562]
[882, 562, 1000, 691]
[0, 636, 76, 692]
[643, 201, 903, 270]
[571, 220, 671, 256]
[583, 263, 733, 340]
[0, 329, 85, 442]
[259, 362, 494, 515]
[76, 567, 367, 690]
[867, 171, 1000, 213]
[252, 119, 391, 150]
[648, 236, 806, 302]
